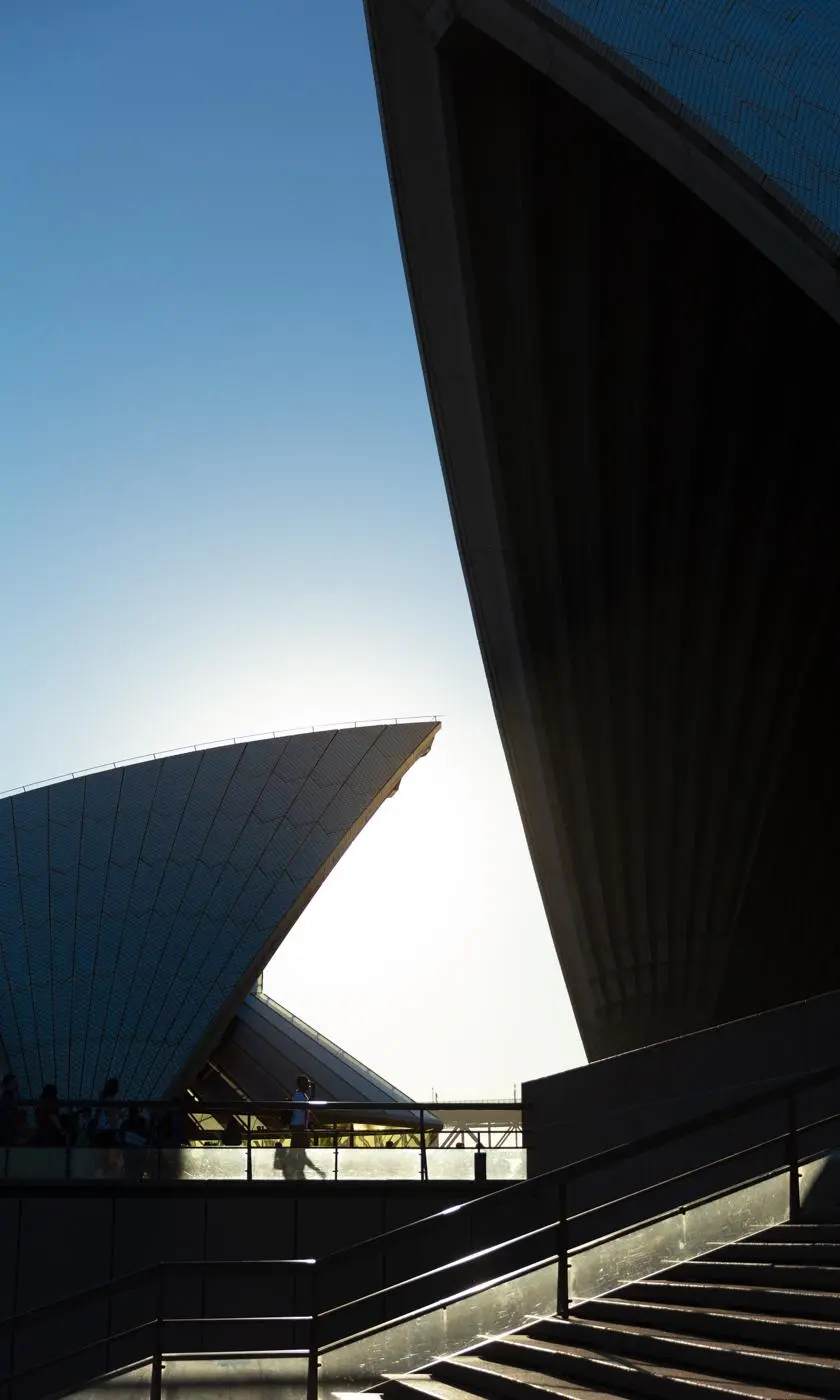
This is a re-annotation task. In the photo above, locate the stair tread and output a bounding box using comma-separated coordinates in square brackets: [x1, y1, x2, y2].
[384, 1371, 632, 1399]
[629, 1278, 840, 1301]
[381, 1226, 840, 1400]
[714, 1243, 840, 1254]
[446, 1349, 821, 1399]
[695, 1256, 840, 1263]
[671, 1261, 840, 1272]
[531, 1315, 840, 1374]
[581, 1295, 840, 1334]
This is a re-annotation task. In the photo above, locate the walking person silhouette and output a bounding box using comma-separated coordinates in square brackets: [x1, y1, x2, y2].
[285, 1075, 326, 1180]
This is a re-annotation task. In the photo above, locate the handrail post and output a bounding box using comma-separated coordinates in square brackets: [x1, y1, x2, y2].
[246, 1112, 252, 1182]
[306, 1263, 320, 1400]
[333, 1126, 339, 1182]
[787, 1091, 801, 1223]
[419, 1109, 428, 1182]
[556, 1174, 569, 1319]
[150, 1266, 164, 1400]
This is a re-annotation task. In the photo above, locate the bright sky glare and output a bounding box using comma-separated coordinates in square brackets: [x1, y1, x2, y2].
[0, 0, 585, 1098]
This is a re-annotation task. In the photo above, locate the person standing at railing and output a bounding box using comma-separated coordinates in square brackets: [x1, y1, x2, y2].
[121, 1106, 149, 1180]
[152, 1098, 186, 1181]
[93, 1077, 123, 1177]
[34, 1085, 66, 1146]
[0, 1073, 20, 1147]
[286, 1075, 326, 1180]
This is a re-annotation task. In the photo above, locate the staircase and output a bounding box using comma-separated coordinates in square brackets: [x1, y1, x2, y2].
[379, 1221, 840, 1400]
[8, 1058, 840, 1400]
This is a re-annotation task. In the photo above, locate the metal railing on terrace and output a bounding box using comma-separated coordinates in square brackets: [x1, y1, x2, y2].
[0, 1097, 525, 1186]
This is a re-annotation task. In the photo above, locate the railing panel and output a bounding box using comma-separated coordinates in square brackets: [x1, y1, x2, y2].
[569, 1165, 790, 1304]
[799, 1148, 840, 1216]
[163, 1148, 246, 1182]
[423, 1148, 525, 1182]
[3, 1150, 66, 1183]
[318, 1226, 555, 1351]
[331, 1149, 421, 1182]
[161, 1355, 307, 1400]
[317, 1257, 557, 1394]
[251, 1146, 332, 1182]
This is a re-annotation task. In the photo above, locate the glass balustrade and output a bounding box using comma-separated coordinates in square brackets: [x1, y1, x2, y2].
[0, 1141, 526, 1183]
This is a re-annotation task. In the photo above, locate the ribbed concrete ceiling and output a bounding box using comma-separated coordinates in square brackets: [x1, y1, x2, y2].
[366, 0, 840, 1058]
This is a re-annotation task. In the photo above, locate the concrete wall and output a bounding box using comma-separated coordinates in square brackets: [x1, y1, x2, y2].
[524, 988, 840, 1182]
[0, 1179, 501, 1400]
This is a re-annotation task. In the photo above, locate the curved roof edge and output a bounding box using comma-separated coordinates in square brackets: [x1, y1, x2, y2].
[0, 715, 442, 801]
[392, 0, 840, 324]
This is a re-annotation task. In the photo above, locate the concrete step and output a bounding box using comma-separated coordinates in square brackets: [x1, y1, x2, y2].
[756, 1223, 840, 1243]
[381, 1369, 633, 1399]
[433, 1344, 822, 1399]
[708, 1240, 840, 1264]
[526, 1314, 840, 1394]
[663, 1258, 840, 1289]
[616, 1276, 840, 1322]
[577, 1293, 840, 1358]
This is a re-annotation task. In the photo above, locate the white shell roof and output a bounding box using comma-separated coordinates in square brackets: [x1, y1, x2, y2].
[0, 721, 438, 1100]
[200, 990, 439, 1129]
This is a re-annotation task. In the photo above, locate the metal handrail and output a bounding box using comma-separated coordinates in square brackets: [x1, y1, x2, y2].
[0, 715, 442, 798]
[0, 1258, 312, 1332]
[304, 1065, 818, 1267]
[10, 1097, 511, 1115]
[6, 1315, 310, 1388]
[2, 1095, 522, 1186]
[4, 1055, 840, 1400]
[1, 1252, 316, 1400]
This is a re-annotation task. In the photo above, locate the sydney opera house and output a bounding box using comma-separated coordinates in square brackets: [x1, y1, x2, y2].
[0, 721, 438, 1119]
[366, 0, 840, 1060]
[6, 0, 840, 1113]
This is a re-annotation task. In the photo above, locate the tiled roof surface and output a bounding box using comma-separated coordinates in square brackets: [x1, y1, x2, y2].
[526, 0, 840, 250]
[0, 722, 438, 1099]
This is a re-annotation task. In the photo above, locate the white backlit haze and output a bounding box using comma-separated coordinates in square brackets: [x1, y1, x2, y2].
[0, 0, 585, 1098]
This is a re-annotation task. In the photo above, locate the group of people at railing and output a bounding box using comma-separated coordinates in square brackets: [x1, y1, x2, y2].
[0, 1072, 186, 1177]
[0, 1069, 329, 1176]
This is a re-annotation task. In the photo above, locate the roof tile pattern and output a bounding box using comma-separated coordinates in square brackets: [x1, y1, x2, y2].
[526, 0, 840, 249]
[0, 723, 437, 1099]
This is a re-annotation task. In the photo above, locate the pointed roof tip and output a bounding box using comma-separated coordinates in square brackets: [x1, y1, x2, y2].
[0, 721, 441, 1100]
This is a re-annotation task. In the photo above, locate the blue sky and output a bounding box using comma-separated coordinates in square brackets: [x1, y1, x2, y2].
[0, 0, 584, 1097]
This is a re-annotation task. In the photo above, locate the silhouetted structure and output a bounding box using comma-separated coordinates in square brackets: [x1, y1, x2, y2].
[366, 0, 840, 1057]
